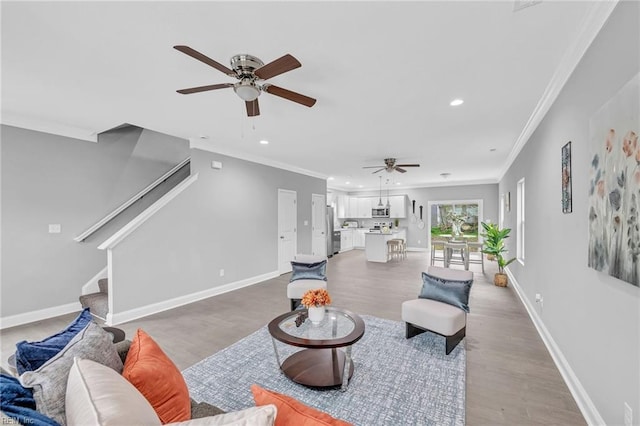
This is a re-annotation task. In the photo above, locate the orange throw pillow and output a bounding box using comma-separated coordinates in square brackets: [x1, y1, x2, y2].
[122, 329, 191, 424]
[251, 384, 352, 426]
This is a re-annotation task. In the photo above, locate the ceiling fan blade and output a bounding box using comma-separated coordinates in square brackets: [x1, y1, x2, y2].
[173, 45, 236, 77]
[363, 166, 385, 169]
[176, 83, 233, 94]
[263, 84, 316, 107]
[254, 54, 301, 80]
[395, 164, 420, 168]
[372, 168, 385, 174]
[246, 99, 260, 117]
[395, 167, 408, 173]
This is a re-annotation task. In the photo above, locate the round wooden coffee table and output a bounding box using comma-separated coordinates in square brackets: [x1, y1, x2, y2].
[267, 307, 365, 391]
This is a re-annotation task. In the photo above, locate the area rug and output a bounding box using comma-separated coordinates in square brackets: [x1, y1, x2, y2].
[182, 315, 465, 425]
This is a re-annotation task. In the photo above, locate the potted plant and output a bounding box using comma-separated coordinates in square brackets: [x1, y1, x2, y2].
[301, 288, 332, 324]
[480, 222, 516, 287]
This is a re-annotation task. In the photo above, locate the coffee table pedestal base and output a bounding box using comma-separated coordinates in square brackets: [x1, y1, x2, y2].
[280, 348, 354, 389]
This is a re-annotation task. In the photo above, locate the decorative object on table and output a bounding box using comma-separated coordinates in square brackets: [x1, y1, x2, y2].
[588, 72, 639, 287]
[183, 315, 465, 425]
[561, 141, 573, 213]
[417, 205, 425, 229]
[301, 288, 332, 324]
[480, 222, 516, 287]
[294, 311, 308, 327]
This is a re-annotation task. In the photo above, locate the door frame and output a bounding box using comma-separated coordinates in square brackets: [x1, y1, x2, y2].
[311, 193, 327, 257]
[426, 199, 484, 248]
[278, 189, 297, 274]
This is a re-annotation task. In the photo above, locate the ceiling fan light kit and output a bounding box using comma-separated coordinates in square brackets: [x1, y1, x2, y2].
[174, 46, 316, 117]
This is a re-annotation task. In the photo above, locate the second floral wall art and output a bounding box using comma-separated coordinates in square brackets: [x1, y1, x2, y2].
[588, 72, 639, 287]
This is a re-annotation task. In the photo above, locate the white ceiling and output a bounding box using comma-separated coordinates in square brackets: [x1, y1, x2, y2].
[1, 1, 606, 191]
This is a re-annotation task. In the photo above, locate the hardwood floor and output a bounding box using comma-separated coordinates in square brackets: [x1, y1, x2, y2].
[1, 250, 586, 425]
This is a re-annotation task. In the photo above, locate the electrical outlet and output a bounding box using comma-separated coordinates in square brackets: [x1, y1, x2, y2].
[219, 269, 225, 277]
[624, 402, 632, 426]
[535, 293, 544, 308]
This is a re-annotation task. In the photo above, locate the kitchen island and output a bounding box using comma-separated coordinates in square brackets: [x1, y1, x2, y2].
[365, 228, 407, 262]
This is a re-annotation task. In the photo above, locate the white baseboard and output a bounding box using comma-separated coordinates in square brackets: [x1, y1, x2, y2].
[0, 301, 83, 330]
[505, 269, 605, 426]
[81, 266, 108, 295]
[106, 270, 280, 326]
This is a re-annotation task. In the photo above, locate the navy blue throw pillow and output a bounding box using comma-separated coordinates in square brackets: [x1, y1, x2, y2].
[0, 374, 59, 425]
[419, 272, 473, 313]
[290, 260, 327, 282]
[15, 308, 92, 375]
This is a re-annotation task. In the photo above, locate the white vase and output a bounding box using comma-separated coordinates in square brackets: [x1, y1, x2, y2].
[307, 306, 325, 325]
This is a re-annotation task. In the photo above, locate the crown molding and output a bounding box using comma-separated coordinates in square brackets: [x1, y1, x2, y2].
[190, 137, 329, 181]
[497, 0, 619, 181]
[1, 112, 98, 142]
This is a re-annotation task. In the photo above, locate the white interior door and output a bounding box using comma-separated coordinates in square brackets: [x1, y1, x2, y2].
[311, 193, 327, 257]
[278, 189, 297, 274]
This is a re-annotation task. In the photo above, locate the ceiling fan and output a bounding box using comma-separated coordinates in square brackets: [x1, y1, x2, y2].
[173, 45, 316, 117]
[363, 158, 420, 174]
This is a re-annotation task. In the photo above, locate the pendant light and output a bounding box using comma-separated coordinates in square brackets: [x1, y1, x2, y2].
[386, 178, 391, 209]
[378, 176, 383, 207]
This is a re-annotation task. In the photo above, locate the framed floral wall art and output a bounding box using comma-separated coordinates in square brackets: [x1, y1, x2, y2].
[561, 141, 572, 213]
[588, 73, 639, 287]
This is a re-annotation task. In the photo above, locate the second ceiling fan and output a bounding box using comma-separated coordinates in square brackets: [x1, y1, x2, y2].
[363, 158, 420, 174]
[173, 45, 317, 117]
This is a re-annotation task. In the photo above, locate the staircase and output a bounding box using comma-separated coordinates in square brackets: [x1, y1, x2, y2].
[79, 278, 109, 320]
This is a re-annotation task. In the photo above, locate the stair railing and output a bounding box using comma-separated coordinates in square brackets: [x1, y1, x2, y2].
[74, 157, 190, 242]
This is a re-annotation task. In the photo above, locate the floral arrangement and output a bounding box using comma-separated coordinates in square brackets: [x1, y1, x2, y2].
[301, 288, 332, 308]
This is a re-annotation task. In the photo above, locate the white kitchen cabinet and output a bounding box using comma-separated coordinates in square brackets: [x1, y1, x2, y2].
[357, 197, 373, 218]
[340, 229, 353, 252]
[389, 195, 407, 218]
[353, 229, 367, 248]
[337, 195, 349, 218]
[347, 197, 359, 218]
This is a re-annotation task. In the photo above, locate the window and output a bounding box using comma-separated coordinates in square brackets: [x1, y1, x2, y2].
[517, 179, 525, 263]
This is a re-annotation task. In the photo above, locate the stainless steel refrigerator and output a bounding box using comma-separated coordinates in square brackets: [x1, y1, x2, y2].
[326, 206, 338, 257]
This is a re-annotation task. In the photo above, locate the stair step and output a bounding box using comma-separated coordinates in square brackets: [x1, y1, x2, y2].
[79, 292, 108, 320]
[98, 278, 108, 293]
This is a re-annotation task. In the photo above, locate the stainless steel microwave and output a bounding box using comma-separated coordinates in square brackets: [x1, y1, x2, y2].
[372, 207, 389, 217]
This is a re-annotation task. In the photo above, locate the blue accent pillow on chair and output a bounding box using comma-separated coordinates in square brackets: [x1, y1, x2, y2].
[290, 260, 327, 282]
[15, 308, 92, 375]
[0, 374, 59, 425]
[419, 272, 473, 313]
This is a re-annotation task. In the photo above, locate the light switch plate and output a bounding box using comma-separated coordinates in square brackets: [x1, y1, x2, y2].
[48, 224, 61, 233]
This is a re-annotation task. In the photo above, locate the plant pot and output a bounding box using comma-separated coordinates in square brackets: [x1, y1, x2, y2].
[494, 273, 508, 287]
[307, 306, 325, 325]
[487, 254, 496, 261]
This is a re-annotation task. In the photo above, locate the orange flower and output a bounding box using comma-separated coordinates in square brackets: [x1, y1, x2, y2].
[301, 288, 332, 308]
[622, 130, 637, 157]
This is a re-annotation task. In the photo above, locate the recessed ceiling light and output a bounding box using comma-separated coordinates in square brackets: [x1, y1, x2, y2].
[450, 99, 464, 106]
[345, 181, 351, 185]
[198, 135, 209, 139]
[328, 176, 335, 181]
[259, 140, 269, 145]
[396, 182, 401, 185]
[358, 185, 364, 188]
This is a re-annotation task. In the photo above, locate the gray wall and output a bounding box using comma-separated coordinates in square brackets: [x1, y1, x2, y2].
[345, 184, 498, 249]
[0, 125, 189, 317]
[499, 2, 639, 424]
[109, 148, 326, 314]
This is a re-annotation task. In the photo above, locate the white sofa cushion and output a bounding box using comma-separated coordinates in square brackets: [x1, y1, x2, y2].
[66, 357, 161, 425]
[401, 299, 466, 336]
[66, 358, 277, 426]
[427, 266, 473, 282]
[287, 279, 327, 299]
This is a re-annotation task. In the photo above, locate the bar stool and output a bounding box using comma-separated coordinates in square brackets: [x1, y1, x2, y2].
[444, 241, 469, 270]
[387, 239, 402, 261]
[393, 238, 407, 259]
[466, 241, 485, 272]
[430, 239, 446, 266]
